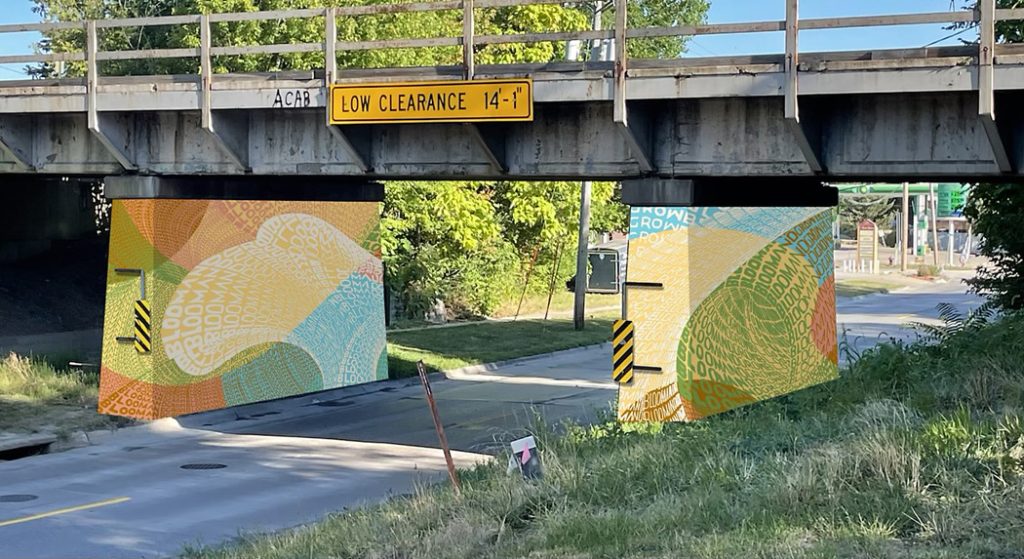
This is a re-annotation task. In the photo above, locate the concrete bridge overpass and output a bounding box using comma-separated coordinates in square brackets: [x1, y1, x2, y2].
[2, 1, 1024, 182]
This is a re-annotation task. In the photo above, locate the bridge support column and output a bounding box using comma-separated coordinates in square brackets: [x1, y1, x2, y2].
[98, 176, 387, 420]
[615, 178, 838, 422]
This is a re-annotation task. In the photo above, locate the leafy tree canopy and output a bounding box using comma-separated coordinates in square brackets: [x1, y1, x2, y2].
[29, 0, 708, 77]
[964, 183, 1024, 310]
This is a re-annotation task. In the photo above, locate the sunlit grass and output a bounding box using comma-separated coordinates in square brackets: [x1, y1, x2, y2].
[836, 278, 903, 298]
[186, 314, 1024, 559]
[0, 353, 122, 437]
[387, 317, 613, 378]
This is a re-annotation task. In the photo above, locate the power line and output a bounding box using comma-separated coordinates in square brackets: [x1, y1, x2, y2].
[921, 26, 973, 48]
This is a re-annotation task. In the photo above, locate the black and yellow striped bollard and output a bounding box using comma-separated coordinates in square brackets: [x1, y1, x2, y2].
[612, 319, 635, 384]
[133, 299, 152, 354]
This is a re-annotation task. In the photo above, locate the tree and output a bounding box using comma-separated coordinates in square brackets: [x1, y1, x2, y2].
[964, 183, 1024, 310]
[837, 195, 896, 241]
[946, 2, 1024, 310]
[29, 0, 707, 77]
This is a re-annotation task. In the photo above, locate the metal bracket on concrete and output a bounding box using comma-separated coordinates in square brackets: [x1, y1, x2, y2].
[784, 0, 825, 174]
[200, 15, 250, 172]
[979, 0, 1015, 173]
[612, 0, 654, 174]
[323, 8, 372, 173]
[86, 21, 137, 172]
[0, 116, 34, 170]
[464, 123, 507, 173]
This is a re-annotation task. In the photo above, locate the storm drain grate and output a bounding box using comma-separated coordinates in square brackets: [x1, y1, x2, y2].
[0, 494, 38, 503]
[180, 463, 227, 470]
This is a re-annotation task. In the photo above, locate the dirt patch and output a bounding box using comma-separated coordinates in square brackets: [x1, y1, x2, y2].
[0, 237, 108, 337]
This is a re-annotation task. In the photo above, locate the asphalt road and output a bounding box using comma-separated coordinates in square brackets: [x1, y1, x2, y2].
[0, 277, 984, 559]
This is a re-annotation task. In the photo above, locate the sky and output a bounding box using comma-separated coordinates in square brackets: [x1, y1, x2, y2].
[0, 0, 971, 79]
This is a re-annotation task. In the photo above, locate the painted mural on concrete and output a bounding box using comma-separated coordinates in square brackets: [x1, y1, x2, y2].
[99, 200, 386, 419]
[618, 207, 837, 422]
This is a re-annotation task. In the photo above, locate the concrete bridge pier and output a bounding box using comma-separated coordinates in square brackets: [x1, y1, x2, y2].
[615, 178, 839, 423]
[98, 176, 388, 420]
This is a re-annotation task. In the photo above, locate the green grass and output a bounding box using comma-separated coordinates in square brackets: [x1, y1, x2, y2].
[835, 278, 902, 298]
[491, 292, 622, 319]
[387, 317, 614, 378]
[0, 353, 123, 437]
[185, 313, 1024, 559]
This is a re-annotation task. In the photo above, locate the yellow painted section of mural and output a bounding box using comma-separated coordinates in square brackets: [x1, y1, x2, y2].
[618, 207, 838, 422]
[99, 200, 386, 420]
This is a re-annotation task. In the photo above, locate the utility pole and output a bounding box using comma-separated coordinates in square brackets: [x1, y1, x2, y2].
[901, 182, 909, 272]
[948, 218, 956, 267]
[930, 183, 940, 268]
[573, 0, 605, 331]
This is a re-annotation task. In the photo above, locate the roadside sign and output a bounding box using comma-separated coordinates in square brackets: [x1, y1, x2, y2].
[329, 79, 532, 124]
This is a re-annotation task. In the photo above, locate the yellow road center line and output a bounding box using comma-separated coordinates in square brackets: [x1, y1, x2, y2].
[0, 497, 131, 528]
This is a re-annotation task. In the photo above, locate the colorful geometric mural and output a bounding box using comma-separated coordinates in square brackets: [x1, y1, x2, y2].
[99, 200, 386, 420]
[618, 207, 837, 422]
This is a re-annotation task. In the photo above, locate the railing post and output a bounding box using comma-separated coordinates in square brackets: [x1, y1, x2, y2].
[613, 0, 627, 123]
[784, 0, 799, 123]
[978, 0, 1012, 172]
[980, 0, 995, 117]
[463, 0, 475, 79]
[85, 19, 136, 171]
[85, 20, 99, 132]
[783, 0, 824, 173]
[323, 6, 371, 172]
[200, 14, 213, 130]
[325, 7, 337, 89]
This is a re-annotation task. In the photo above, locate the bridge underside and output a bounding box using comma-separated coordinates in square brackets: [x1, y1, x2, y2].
[2, 87, 1023, 181]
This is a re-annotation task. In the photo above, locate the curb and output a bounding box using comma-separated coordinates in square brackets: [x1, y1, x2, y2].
[440, 342, 609, 377]
[78, 342, 612, 442]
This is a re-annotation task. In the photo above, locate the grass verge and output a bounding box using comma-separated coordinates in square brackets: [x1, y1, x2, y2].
[491, 292, 622, 319]
[187, 313, 1024, 559]
[387, 317, 614, 378]
[0, 353, 122, 437]
[835, 277, 903, 298]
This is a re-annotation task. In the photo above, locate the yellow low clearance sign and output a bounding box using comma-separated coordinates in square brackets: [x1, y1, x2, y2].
[329, 79, 532, 124]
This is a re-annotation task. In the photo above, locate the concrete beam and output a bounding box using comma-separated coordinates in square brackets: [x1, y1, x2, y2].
[614, 104, 655, 174]
[328, 125, 372, 172]
[0, 115, 34, 170]
[203, 111, 250, 171]
[622, 177, 837, 207]
[463, 123, 506, 173]
[88, 113, 137, 172]
[104, 175, 384, 201]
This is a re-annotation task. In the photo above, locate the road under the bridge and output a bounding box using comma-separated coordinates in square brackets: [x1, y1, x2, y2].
[0, 277, 984, 559]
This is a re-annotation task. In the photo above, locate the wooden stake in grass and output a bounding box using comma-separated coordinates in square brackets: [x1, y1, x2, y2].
[416, 360, 461, 496]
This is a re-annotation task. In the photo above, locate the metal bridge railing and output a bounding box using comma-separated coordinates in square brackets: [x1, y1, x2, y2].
[1, 1, 1023, 80]
[2, 1, 1023, 174]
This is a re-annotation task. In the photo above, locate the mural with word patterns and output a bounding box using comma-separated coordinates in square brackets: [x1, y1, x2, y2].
[619, 206, 837, 422]
[99, 200, 386, 419]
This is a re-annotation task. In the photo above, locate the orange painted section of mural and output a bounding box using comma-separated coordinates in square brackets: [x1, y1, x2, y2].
[99, 200, 386, 420]
[618, 207, 838, 422]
